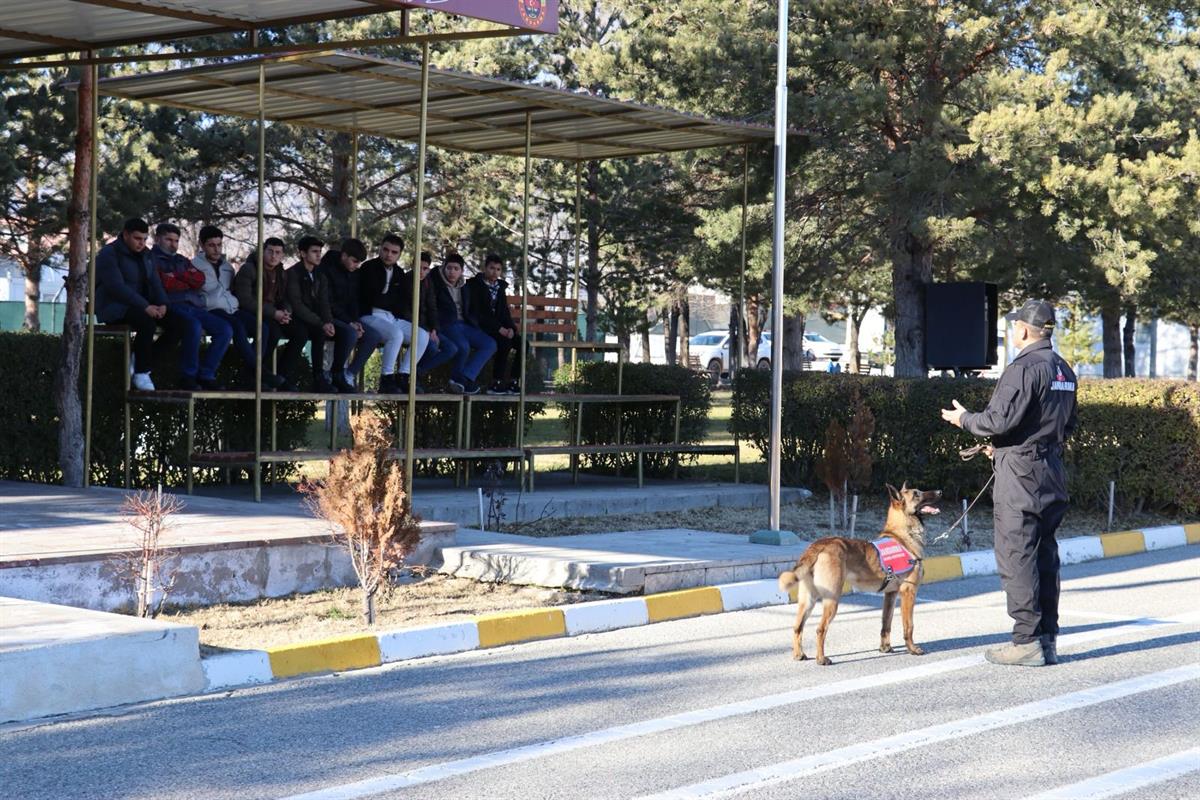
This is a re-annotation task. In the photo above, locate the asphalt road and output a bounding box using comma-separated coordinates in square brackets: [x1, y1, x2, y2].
[2, 547, 1197, 800]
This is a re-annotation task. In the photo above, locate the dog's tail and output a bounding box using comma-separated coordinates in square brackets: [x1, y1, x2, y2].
[777, 548, 818, 593]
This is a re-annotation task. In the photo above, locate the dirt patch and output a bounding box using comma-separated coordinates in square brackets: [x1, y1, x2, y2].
[164, 572, 607, 652]
[507, 493, 1190, 557]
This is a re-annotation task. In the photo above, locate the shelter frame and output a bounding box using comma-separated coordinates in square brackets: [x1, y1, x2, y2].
[83, 50, 773, 500]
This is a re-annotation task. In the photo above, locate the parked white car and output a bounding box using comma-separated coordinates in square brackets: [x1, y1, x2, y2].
[755, 331, 844, 369]
[688, 331, 731, 377]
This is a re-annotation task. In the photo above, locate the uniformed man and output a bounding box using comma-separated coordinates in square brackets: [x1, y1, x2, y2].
[940, 300, 1078, 667]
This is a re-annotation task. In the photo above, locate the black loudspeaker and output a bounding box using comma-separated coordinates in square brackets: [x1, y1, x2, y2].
[924, 282, 998, 370]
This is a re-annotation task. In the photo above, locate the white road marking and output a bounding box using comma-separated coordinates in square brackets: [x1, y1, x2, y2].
[1021, 746, 1200, 799]
[276, 613, 1199, 800]
[637, 664, 1200, 799]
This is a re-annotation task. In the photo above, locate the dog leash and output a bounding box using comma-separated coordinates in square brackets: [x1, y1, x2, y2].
[929, 445, 996, 545]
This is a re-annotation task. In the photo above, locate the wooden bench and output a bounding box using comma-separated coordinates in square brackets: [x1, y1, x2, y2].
[508, 294, 577, 337]
[522, 442, 739, 490]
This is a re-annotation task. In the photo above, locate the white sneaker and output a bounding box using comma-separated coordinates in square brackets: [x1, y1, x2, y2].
[132, 373, 156, 392]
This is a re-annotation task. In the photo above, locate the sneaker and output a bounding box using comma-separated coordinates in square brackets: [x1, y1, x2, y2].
[179, 375, 199, 391]
[448, 378, 466, 395]
[198, 377, 225, 391]
[462, 379, 481, 396]
[378, 374, 400, 394]
[1040, 635, 1059, 665]
[313, 377, 337, 394]
[333, 375, 357, 394]
[984, 641, 1045, 667]
[396, 373, 411, 394]
[486, 381, 507, 395]
[131, 372, 156, 392]
[506, 379, 521, 395]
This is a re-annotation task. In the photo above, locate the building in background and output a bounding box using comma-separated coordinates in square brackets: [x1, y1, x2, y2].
[0, 259, 67, 333]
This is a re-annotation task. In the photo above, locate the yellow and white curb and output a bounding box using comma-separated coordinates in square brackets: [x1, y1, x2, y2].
[201, 523, 1198, 692]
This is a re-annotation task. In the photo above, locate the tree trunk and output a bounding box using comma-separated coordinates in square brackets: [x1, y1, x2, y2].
[639, 318, 652, 364]
[1148, 317, 1157, 379]
[56, 64, 94, 489]
[847, 303, 863, 374]
[782, 312, 806, 370]
[891, 236, 933, 377]
[666, 302, 679, 365]
[329, 132, 353, 237]
[1188, 325, 1198, 382]
[23, 268, 40, 332]
[747, 293, 762, 367]
[728, 303, 741, 373]
[678, 294, 691, 367]
[1122, 303, 1137, 377]
[584, 161, 601, 345]
[361, 587, 376, 626]
[1100, 303, 1123, 378]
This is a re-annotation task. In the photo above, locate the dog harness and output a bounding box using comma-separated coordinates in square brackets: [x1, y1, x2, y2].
[871, 537, 917, 591]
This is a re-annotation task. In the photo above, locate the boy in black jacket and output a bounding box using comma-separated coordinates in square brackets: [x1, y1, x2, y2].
[284, 245, 337, 393]
[316, 238, 381, 393]
[466, 254, 521, 394]
[359, 234, 428, 393]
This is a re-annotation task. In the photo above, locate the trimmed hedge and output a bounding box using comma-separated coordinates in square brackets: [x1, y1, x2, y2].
[730, 370, 1200, 515]
[0, 331, 314, 488]
[553, 360, 712, 473]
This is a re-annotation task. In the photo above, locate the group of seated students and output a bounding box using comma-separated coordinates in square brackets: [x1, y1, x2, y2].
[94, 217, 524, 396]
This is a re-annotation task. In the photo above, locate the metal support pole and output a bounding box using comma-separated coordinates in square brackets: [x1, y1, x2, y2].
[517, 111, 532, 451]
[572, 161, 582, 373]
[350, 131, 359, 238]
[404, 42, 431, 499]
[737, 144, 750, 375]
[254, 61, 265, 502]
[751, 0, 799, 546]
[83, 59, 98, 487]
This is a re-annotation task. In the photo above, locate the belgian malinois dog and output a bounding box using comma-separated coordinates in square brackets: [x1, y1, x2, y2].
[778, 483, 942, 665]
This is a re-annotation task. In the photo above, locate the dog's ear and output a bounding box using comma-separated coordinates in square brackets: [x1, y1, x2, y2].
[901, 480, 909, 492]
[886, 483, 900, 503]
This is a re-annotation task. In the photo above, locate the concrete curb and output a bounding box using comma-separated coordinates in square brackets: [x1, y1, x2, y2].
[201, 524, 1199, 692]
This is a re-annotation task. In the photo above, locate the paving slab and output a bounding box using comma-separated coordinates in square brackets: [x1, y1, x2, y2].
[411, 477, 809, 528]
[437, 528, 809, 594]
[0, 596, 204, 723]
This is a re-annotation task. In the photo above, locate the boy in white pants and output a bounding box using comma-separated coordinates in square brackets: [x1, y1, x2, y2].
[358, 233, 428, 393]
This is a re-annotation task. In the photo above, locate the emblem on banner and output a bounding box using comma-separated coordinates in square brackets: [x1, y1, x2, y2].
[518, 0, 547, 27]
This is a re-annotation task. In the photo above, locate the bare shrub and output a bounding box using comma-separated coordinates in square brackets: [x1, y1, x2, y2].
[815, 418, 851, 531]
[114, 487, 183, 617]
[299, 409, 422, 625]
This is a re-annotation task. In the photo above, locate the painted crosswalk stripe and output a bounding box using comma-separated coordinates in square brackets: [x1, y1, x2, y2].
[635, 664, 1200, 799]
[277, 614, 1196, 800]
[1021, 746, 1200, 800]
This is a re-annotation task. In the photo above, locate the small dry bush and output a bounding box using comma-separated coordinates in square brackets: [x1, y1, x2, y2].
[115, 487, 183, 618]
[300, 410, 422, 624]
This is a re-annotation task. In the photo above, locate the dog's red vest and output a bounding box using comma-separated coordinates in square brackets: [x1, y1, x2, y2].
[871, 537, 916, 579]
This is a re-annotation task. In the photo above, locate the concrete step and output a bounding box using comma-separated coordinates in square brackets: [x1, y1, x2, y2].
[0, 597, 205, 723]
[437, 528, 808, 595]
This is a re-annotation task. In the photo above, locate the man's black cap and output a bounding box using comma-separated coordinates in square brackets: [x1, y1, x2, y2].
[1016, 300, 1056, 331]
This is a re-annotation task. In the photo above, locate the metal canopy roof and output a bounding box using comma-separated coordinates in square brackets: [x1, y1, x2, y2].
[95, 51, 775, 161]
[0, 1, 558, 61]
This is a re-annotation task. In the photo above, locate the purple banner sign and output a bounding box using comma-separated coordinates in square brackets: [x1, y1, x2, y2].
[395, 0, 559, 34]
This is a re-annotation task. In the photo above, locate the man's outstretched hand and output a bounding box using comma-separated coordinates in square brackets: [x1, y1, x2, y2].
[941, 399, 967, 429]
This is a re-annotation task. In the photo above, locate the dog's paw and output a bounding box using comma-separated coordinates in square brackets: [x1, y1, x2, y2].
[793, 653, 808, 661]
[817, 657, 833, 666]
[880, 644, 894, 653]
[908, 645, 926, 656]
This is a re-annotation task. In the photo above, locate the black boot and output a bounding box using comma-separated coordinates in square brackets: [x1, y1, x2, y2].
[378, 373, 399, 394]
